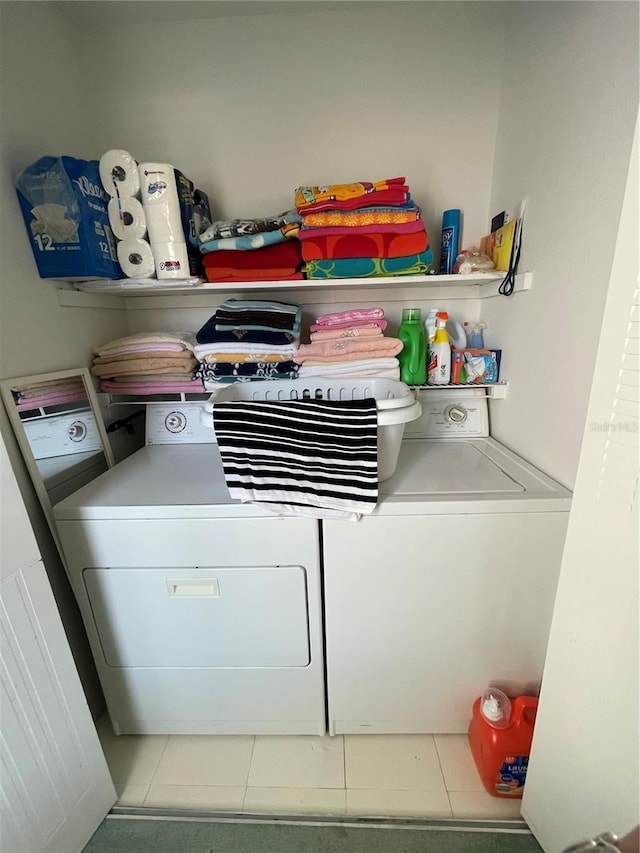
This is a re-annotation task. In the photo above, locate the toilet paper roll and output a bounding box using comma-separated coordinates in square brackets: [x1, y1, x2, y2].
[99, 150, 140, 198]
[151, 241, 191, 280]
[117, 238, 156, 279]
[108, 196, 147, 241]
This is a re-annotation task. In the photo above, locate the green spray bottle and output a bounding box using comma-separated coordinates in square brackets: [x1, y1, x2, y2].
[397, 307, 426, 384]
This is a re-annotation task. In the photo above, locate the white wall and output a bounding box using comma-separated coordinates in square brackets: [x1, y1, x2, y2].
[72, 2, 506, 256]
[484, 1, 639, 488]
[0, 2, 128, 713]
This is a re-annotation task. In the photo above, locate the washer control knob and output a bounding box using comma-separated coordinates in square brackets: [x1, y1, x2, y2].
[67, 420, 87, 442]
[165, 411, 187, 434]
[445, 404, 468, 424]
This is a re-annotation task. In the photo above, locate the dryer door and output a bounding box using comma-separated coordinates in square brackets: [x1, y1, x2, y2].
[83, 566, 310, 668]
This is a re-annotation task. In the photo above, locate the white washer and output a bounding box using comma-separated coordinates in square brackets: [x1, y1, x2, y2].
[322, 388, 572, 735]
[54, 403, 326, 736]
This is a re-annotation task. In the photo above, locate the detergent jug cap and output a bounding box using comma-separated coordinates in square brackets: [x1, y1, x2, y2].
[402, 308, 422, 321]
[480, 688, 512, 729]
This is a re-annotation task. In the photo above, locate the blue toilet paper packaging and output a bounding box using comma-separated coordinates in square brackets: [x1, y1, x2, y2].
[15, 155, 122, 280]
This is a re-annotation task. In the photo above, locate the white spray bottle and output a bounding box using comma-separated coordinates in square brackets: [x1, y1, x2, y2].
[427, 312, 451, 385]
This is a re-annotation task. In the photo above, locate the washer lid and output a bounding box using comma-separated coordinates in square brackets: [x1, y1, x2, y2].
[383, 441, 524, 496]
[53, 445, 277, 520]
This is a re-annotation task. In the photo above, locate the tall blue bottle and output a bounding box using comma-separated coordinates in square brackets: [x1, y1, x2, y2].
[439, 209, 461, 274]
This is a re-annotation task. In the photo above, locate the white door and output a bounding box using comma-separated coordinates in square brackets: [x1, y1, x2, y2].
[0, 432, 116, 853]
[522, 122, 639, 850]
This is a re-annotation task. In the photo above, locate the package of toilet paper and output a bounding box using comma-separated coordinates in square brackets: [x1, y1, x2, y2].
[139, 163, 200, 277]
[15, 156, 122, 280]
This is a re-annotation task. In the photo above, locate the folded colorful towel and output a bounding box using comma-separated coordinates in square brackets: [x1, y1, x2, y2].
[198, 210, 302, 243]
[300, 229, 428, 261]
[198, 225, 300, 254]
[302, 201, 421, 228]
[299, 219, 425, 241]
[295, 178, 409, 214]
[305, 249, 434, 280]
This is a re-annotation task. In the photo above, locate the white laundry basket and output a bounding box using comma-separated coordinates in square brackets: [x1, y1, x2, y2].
[201, 379, 421, 481]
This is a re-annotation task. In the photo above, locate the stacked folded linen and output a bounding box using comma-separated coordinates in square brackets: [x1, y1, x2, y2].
[194, 299, 302, 388]
[10, 376, 88, 411]
[294, 177, 433, 279]
[294, 307, 403, 380]
[202, 240, 303, 283]
[91, 332, 203, 394]
[196, 210, 303, 282]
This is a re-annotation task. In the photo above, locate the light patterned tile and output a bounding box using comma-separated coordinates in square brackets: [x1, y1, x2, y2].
[244, 787, 346, 815]
[145, 784, 245, 811]
[97, 714, 168, 785]
[346, 788, 452, 818]
[434, 734, 485, 792]
[153, 735, 255, 787]
[449, 791, 524, 819]
[345, 735, 446, 792]
[114, 783, 149, 807]
[248, 735, 344, 789]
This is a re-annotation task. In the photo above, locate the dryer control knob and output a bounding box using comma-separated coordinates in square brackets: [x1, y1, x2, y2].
[165, 411, 188, 433]
[445, 404, 468, 424]
[68, 420, 87, 442]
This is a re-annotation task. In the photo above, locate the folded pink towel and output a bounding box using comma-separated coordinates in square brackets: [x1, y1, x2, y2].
[15, 389, 88, 410]
[310, 318, 388, 333]
[310, 325, 383, 342]
[294, 337, 403, 363]
[314, 307, 385, 327]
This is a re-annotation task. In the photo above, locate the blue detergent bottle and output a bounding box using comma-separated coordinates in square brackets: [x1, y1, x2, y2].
[397, 308, 426, 385]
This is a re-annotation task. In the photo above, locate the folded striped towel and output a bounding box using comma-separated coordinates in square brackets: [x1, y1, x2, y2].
[212, 398, 378, 520]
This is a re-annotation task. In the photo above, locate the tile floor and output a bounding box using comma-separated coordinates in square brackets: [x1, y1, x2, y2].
[97, 716, 523, 820]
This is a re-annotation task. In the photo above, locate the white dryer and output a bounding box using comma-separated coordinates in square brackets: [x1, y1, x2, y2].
[322, 388, 572, 736]
[54, 403, 325, 736]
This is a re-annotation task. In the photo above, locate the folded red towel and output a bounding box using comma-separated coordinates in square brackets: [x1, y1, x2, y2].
[202, 240, 301, 269]
[301, 230, 428, 261]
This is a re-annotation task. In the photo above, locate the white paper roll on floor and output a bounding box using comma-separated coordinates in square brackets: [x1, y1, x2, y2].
[108, 196, 147, 241]
[100, 150, 140, 198]
[151, 241, 191, 279]
[117, 238, 156, 279]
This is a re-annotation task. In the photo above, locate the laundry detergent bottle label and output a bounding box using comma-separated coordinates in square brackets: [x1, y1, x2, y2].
[495, 755, 529, 795]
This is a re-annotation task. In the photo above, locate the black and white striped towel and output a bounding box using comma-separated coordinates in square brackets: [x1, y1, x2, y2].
[212, 398, 378, 520]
